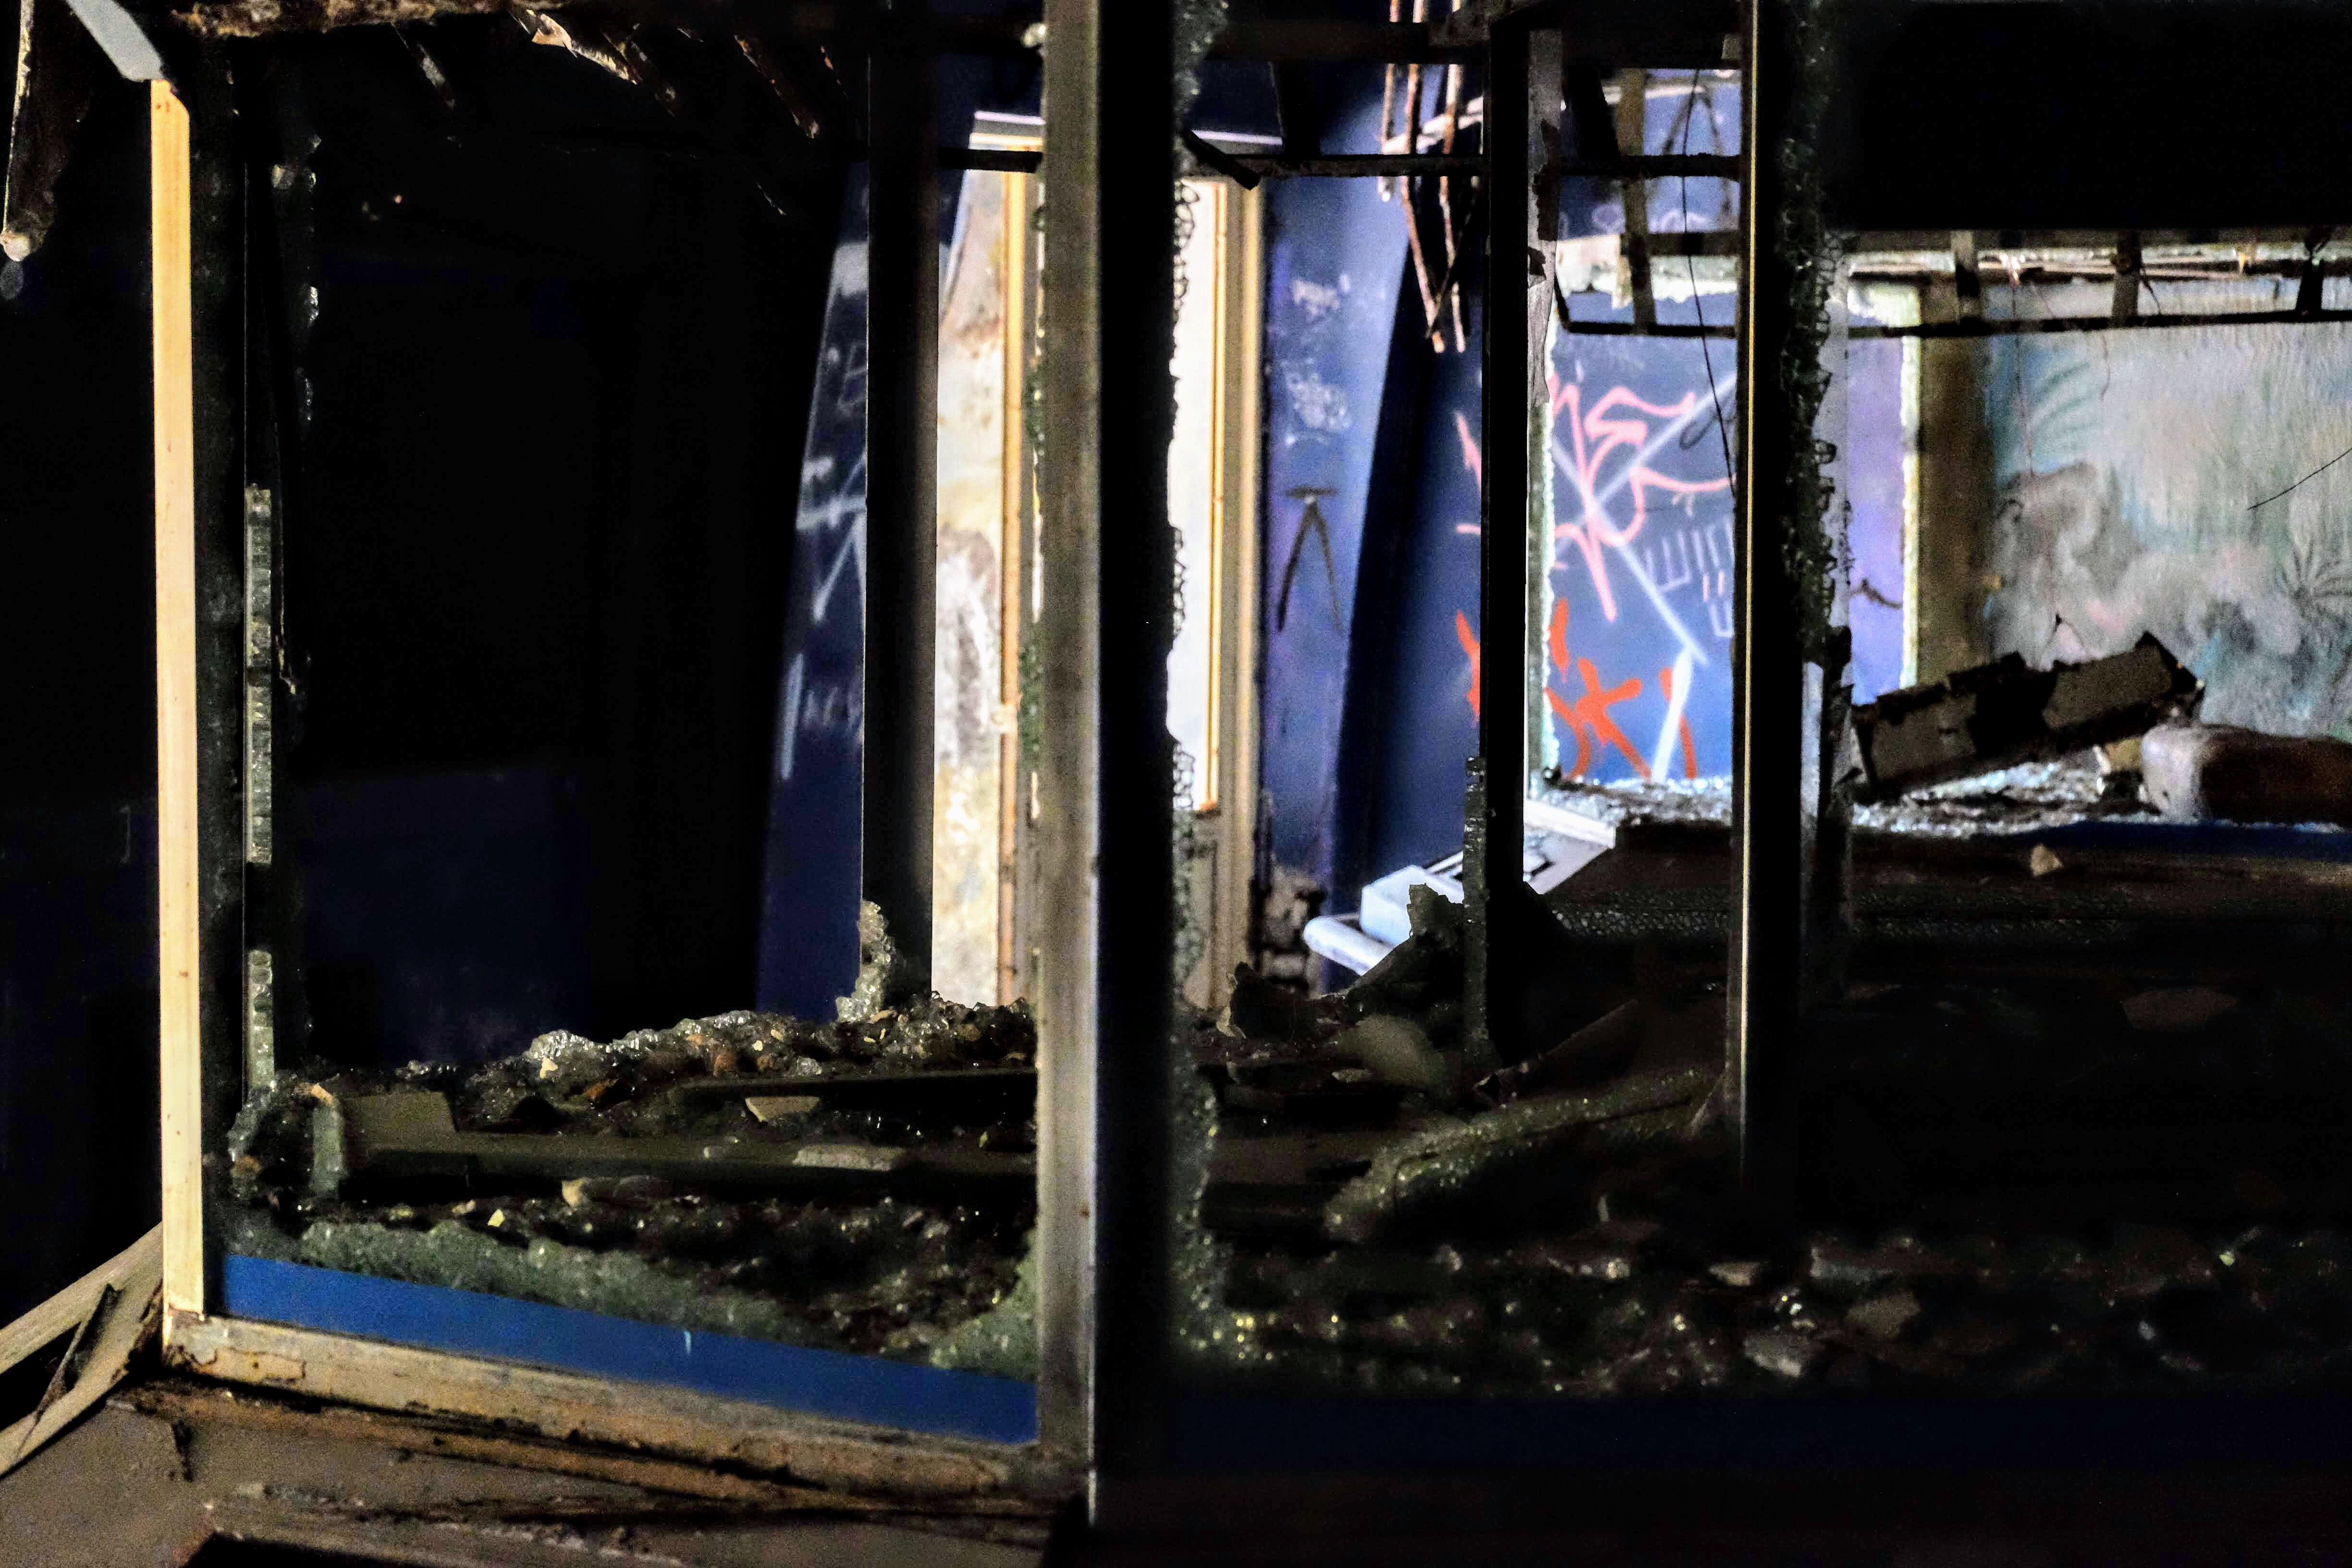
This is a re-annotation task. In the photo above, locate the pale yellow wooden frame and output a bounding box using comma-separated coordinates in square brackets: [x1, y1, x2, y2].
[152, 80, 206, 1326]
[1205, 181, 1264, 999]
[997, 167, 1033, 1004]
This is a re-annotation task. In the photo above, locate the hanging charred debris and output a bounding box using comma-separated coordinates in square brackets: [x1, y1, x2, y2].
[4, 0, 911, 265]
[1852, 634, 2203, 803]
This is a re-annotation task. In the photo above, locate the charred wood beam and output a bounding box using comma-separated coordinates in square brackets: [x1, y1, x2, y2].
[1550, 151, 1740, 180]
[1179, 128, 1259, 189]
[170, 0, 519, 37]
[1858, 256, 2352, 284]
[731, 29, 824, 139]
[3, 0, 111, 262]
[2109, 229, 2141, 323]
[310, 1092, 1033, 1201]
[1853, 637, 2202, 803]
[1466, 18, 1547, 1072]
[662, 1066, 1038, 1116]
[1033, 0, 1177, 1474]
[922, 148, 1697, 182]
[2297, 226, 2334, 317]
[1728, 0, 1803, 1215]
[1614, 67, 1654, 331]
[946, 147, 1044, 173]
[950, 150, 1621, 181]
[392, 21, 459, 113]
[1859, 225, 2352, 254]
[165, 0, 1721, 65]
[1271, 61, 1319, 159]
[1849, 309, 2352, 339]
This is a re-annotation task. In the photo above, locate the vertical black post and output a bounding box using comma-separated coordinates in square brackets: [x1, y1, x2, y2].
[1731, 0, 1804, 1212]
[1470, 19, 1543, 1071]
[1035, 0, 1177, 1483]
[865, 5, 940, 987]
[187, 49, 250, 1308]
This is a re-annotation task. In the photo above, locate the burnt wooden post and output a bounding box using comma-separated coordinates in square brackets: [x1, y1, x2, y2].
[1730, 0, 1806, 1211]
[1467, 16, 1553, 1073]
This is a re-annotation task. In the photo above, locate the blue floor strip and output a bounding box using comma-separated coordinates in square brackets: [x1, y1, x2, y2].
[223, 1255, 1036, 1446]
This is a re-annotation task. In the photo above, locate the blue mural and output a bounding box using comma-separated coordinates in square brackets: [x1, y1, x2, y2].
[1977, 313, 2352, 740]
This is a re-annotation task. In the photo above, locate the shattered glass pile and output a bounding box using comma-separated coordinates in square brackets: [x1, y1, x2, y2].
[225, 910, 1041, 1376]
[1534, 755, 2149, 841]
[1174, 884, 2352, 1397]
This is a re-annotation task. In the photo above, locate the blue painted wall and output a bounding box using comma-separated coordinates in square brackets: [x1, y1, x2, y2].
[1325, 69, 1904, 897]
[1846, 338, 1909, 704]
[1258, 93, 1411, 899]
[759, 173, 871, 1019]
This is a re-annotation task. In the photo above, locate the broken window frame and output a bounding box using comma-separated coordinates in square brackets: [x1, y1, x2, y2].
[137, 19, 1063, 1489]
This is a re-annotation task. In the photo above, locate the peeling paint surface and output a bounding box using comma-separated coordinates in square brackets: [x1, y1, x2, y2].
[931, 172, 1011, 1005]
[1980, 315, 2352, 739]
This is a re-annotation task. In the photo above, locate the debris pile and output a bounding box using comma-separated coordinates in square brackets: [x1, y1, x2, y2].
[1177, 877, 2352, 1397]
[226, 909, 1040, 1367]
[1205, 1203, 2352, 1397]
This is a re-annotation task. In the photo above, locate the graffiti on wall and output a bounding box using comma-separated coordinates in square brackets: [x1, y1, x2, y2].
[1445, 346, 1737, 783]
[759, 176, 871, 1016]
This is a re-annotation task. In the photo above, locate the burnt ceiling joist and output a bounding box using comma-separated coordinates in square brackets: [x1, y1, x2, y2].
[2, 0, 1754, 263]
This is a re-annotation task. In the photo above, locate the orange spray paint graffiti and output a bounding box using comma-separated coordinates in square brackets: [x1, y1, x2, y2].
[1455, 610, 1481, 721]
[1453, 601, 1670, 781]
[1542, 601, 1648, 777]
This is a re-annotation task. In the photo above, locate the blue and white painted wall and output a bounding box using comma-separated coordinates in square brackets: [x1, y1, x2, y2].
[1979, 315, 2352, 740]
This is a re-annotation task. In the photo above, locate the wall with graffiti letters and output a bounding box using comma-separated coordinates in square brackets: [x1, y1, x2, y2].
[759, 172, 870, 1018]
[1341, 303, 1907, 889]
[1300, 72, 1907, 906]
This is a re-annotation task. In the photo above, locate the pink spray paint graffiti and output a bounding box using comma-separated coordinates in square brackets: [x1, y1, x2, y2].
[1549, 374, 1733, 627]
[1449, 377, 1726, 779]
